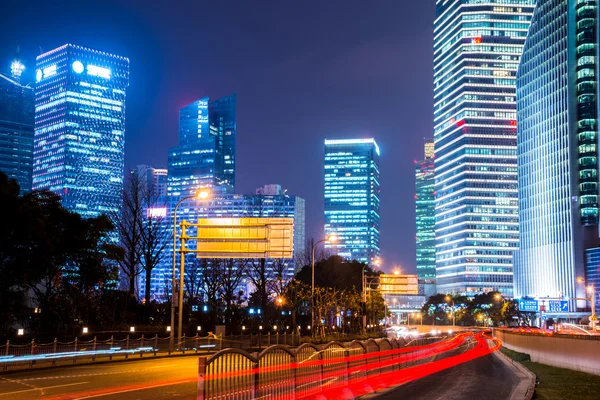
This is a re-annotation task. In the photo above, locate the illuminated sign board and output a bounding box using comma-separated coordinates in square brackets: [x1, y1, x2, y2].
[86, 64, 111, 79]
[147, 207, 167, 218]
[548, 300, 569, 313]
[518, 299, 539, 312]
[194, 218, 294, 259]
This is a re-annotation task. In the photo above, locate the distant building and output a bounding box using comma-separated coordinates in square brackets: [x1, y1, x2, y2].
[132, 165, 168, 199]
[585, 248, 600, 310]
[324, 138, 380, 264]
[32, 44, 129, 219]
[145, 189, 305, 300]
[514, 0, 597, 307]
[415, 139, 435, 290]
[433, 1, 534, 296]
[0, 66, 34, 193]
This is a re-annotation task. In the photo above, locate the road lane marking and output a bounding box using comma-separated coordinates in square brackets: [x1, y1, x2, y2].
[0, 382, 88, 396]
[73, 379, 194, 399]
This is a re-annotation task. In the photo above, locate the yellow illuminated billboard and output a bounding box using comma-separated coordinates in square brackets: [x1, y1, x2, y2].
[194, 218, 294, 259]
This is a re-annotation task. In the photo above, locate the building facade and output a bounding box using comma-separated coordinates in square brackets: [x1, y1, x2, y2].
[0, 68, 34, 193]
[433, 1, 534, 296]
[132, 165, 168, 199]
[515, 0, 597, 306]
[415, 139, 436, 283]
[324, 138, 380, 264]
[145, 189, 305, 300]
[33, 44, 129, 218]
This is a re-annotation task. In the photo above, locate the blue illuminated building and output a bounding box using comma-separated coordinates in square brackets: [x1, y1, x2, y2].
[168, 95, 236, 199]
[145, 186, 305, 301]
[0, 63, 34, 193]
[514, 0, 598, 305]
[324, 138, 380, 264]
[32, 44, 129, 218]
[415, 139, 436, 283]
[434, 1, 534, 297]
[585, 248, 600, 309]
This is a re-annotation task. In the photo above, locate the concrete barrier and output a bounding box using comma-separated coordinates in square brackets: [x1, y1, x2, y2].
[494, 329, 600, 376]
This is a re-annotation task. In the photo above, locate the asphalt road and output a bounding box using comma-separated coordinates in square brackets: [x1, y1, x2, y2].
[0, 356, 199, 399]
[373, 352, 520, 400]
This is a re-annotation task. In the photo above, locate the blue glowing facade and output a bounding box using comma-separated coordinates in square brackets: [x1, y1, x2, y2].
[585, 248, 600, 309]
[32, 44, 129, 218]
[324, 138, 380, 264]
[433, 1, 534, 297]
[0, 71, 34, 193]
[514, 0, 597, 303]
[415, 139, 436, 282]
[168, 95, 236, 199]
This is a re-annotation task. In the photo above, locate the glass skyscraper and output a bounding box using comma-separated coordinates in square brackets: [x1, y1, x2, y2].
[514, 0, 596, 304]
[0, 67, 34, 193]
[434, 1, 534, 296]
[168, 95, 236, 200]
[324, 138, 380, 264]
[415, 139, 436, 282]
[33, 44, 129, 218]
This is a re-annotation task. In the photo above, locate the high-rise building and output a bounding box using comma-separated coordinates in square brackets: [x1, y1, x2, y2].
[324, 138, 380, 264]
[33, 44, 129, 218]
[168, 95, 236, 200]
[145, 189, 305, 300]
[514, 0, 597, 304]
[433, 1, 534, 296]
[415, 139, 436, 283]
[0, 61, 34, 193]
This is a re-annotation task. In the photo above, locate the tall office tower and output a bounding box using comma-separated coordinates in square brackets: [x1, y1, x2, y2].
[33, 44, 129, 218]
[0, 60, 34, 193]
[146, 189, 304, 300]
[515, 0, 598, 304]
[433, 1, 534, 296]
[324, 138, 380, 264]
[168, 95, 236, 199]
[415, 139, 436, 290]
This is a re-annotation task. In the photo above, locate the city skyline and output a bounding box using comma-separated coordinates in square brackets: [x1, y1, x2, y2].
[1, 1, 435, 274]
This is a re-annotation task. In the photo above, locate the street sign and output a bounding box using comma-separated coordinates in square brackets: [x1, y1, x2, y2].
[518, 299, 539, 312]
[548, 300, 569, 313]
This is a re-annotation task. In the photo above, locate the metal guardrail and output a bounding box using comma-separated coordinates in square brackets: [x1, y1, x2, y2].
[197, 335, 448, 400]
[1, 333, 301, 372]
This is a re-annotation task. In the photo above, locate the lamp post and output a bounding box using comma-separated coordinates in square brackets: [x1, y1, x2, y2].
[445, 296, 455, 327]
[311, 234, 337, 335]
[576, 278, 598, 331]
[170, 190, 210, 352]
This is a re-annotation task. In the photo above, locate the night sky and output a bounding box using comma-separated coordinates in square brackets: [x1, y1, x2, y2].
[2, 1, 436, 274]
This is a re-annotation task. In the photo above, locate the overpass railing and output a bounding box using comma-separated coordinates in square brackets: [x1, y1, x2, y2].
[197, 334, 450, 400]
[0, 332, 300, 372]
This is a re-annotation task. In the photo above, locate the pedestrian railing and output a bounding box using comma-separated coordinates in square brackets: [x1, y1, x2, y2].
[1, 332, 301, 372]
[197, 334, 456, 400]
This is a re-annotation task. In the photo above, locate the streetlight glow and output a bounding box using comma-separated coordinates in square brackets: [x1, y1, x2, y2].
[197, 190, 210, 199]
[82, 327, 89, 334]
[130, 326, 135, 332]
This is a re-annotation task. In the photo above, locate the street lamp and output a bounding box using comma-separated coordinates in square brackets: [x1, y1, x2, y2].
[170, 189, 211, 352]
[445, 296, 455, 327]
[311, 234, 337, 334]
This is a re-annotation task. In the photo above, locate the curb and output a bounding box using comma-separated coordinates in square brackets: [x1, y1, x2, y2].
[495, 348, 536, 400]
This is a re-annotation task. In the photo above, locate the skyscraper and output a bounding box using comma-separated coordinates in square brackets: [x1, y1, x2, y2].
[514, 0, 596, 303]
[324, 138, 380, 264]
[168, 95, 236, 200]
[415, 139, 435, 283]
[0, 61, 34, 193]
[433, 1, 534, 296]
[132, 165, 168, 200]
[33, 44, 129, 218]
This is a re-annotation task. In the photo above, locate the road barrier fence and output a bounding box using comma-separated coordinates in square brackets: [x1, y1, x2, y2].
[1, 332, 301, 372]
[197, 334, 451, 400]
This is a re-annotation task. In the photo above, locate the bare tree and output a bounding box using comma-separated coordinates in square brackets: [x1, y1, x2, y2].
[138, 184, 168, 306]
[219, 259, 248, 325]
[112, 172, 143, 296]
[267, 258, 289, 298]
